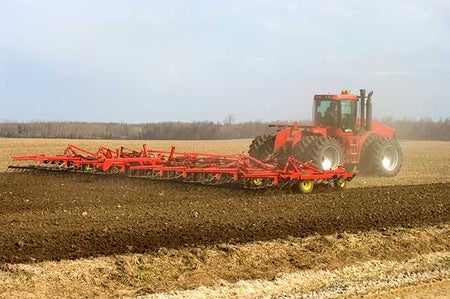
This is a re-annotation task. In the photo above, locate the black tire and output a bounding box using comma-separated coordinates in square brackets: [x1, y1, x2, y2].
[358, 135, 379, 174]
[272, 144, 290, 162]
[364, 137, 402, 176]
[272, 135, 318, 164]
[292, 136, 318, 161]
[333, 177, 347, 189]
[302, 136, 344, 170]
[248, 134, 275, 161]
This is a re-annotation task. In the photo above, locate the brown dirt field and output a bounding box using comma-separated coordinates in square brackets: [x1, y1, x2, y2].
[0, 171, 449, 263]
[0, 138, 449, 298]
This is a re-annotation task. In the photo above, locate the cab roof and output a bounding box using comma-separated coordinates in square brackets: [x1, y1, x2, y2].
[314, 91, 358, 101]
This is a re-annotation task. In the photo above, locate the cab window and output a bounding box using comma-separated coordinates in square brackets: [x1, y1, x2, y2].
[314, 100, 357, 132]
[340, 100, 357, 132]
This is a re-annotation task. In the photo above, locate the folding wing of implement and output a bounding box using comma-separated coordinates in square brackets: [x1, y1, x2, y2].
[9, 144, 355, 193]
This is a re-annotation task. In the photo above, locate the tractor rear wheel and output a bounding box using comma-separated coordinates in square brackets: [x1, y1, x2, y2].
[248, 134, 275, 161]
[292, 136, 317, 161]
[364, 137, 402, 176]
[302, 136, 344, 170]
[272, 135, 318, 164]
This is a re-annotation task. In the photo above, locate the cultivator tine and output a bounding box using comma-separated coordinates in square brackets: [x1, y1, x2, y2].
[7, 165, 27, 172]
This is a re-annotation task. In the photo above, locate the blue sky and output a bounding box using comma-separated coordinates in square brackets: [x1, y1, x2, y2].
[0, 0, 449, 123]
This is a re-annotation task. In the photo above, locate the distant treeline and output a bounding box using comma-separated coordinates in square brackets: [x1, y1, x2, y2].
[0, 121, 274, 140]
[0, 118, 449, 141]
[381, 118, 450, 141]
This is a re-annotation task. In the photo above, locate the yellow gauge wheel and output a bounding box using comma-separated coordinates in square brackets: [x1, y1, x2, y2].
[253, 178, 263, 186]
[336, 177, 346, 189]
[298, 180, 314, 193]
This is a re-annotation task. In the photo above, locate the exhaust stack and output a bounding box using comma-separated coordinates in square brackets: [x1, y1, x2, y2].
[359, 89, 366, 129]
[366, 91, 373, 131]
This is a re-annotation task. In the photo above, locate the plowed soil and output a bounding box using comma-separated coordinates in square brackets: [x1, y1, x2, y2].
[1, 172, 449, 264]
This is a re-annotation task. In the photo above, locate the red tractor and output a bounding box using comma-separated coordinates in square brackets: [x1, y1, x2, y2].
[249, 89, 402, 176]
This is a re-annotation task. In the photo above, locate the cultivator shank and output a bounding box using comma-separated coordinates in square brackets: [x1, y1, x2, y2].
[9, 144, 355, 193]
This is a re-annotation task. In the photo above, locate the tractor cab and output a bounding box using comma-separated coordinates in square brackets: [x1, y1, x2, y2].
[313, 91, 358, 133]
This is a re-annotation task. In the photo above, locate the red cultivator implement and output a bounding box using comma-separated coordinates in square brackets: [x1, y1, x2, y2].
[9, 144, 355, 193]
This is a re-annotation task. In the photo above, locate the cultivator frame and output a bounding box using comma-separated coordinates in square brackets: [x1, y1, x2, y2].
[9, 144, 355, 193]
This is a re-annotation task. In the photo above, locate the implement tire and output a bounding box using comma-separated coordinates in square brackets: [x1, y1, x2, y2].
[298, 179, 314, 193]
